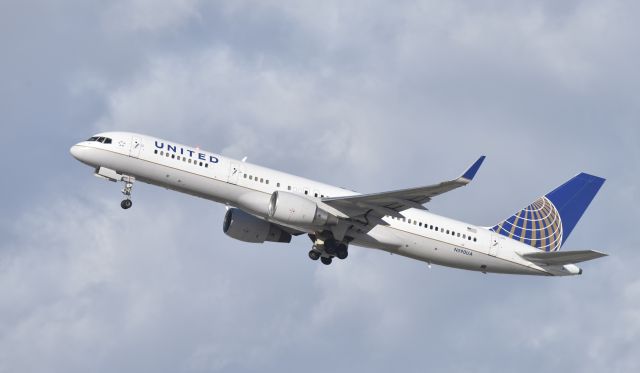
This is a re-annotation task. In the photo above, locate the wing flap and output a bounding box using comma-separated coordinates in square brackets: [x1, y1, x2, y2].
[520, 250, 608, 265]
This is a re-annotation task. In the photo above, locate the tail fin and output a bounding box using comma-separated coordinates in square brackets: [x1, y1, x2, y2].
[491, 173, 605, 252]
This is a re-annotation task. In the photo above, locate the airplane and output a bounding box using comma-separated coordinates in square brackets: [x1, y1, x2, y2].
[70, 132, 607, 276]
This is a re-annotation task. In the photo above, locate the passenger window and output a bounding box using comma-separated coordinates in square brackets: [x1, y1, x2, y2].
[260, 178, 264, 183]
[199, 162, 203, 166]
[457, 233, 460, 237]
[166, 153, 170, 157]
[266, 180, 269, 185]
[304, 190, 308, 195]
[188, 159, 192, 164]
[244, 174, 247, 178]
[419, 222, 422, 227]
[473, 238, 477, 242]
[154, 149, 158, 154]
[171, 154, 175, 159]
[314, 193, 318, 197]
[277, 182, 280, 187]
[408, 219, 412, 224]
[249, 176, 253, 180]
[205, 163, 209, 168]
[288, 186, 291, 190]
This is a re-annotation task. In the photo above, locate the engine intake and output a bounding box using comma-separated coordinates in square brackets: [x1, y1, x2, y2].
[268, 191, 338, 226]
[223, 208, 291, 243]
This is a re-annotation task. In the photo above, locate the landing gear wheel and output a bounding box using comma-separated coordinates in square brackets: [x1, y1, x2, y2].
[308, 250, 321, 261]
[324, 239, 338, 255]
[336, 244, 348, 260]
[121, 199, 133, 209]
[321, 256, 332, 265]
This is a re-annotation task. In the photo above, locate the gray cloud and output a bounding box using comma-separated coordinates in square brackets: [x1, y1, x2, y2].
[1, 0, 639, 372]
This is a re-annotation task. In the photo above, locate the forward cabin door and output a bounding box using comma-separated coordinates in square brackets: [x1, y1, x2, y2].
[228, 160, 242, 185]
[129, 136, 143, 158]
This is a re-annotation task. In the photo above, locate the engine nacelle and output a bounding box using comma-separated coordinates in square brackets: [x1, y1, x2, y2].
[268, 191, 338, 226]
[223, 208, 291, 243]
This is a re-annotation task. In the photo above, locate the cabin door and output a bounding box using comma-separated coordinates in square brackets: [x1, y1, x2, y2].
[490, 233, 503, 257]
[228, 161, 242, 184]
[129, 136, 143, 158]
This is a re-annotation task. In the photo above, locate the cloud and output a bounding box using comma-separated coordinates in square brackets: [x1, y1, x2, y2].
[103, 0, 203, 33]
[2, 0, 640, 372]
[93, 48, 386, 179]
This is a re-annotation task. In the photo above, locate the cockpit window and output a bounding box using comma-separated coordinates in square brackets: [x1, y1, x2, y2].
[86, 136, 112, 144]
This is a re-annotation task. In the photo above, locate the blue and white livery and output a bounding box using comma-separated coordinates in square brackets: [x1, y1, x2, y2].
[70, 132, 607, 276]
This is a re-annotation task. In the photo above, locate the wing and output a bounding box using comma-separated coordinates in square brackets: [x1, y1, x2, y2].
[322, 156, 485, 220]
[520, 250, 608, 265]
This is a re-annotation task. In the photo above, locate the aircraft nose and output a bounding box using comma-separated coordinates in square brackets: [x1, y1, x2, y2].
[70, 144, 91, 163]
[70, 144, 82, 160]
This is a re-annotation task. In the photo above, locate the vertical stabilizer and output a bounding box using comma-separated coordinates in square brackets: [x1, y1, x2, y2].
[491, 173, 605, 251]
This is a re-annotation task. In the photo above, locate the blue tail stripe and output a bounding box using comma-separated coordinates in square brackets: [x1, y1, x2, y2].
[545, 173, 605, 245]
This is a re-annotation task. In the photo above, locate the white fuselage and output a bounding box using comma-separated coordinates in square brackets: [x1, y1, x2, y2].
[70, 132, 577, 276]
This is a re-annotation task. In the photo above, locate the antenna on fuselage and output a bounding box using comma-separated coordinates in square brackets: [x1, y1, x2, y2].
[241, 156, 247, 162]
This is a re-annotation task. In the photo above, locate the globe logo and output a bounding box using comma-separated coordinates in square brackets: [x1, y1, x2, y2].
[491, 196, 563, 252]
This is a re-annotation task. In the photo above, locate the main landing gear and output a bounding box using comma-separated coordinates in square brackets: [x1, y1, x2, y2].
[120, 176, 134, 209]
[308, 250, 321, 261]
[308, 237, 349, 265]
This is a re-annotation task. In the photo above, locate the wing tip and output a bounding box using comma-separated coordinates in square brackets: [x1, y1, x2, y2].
[461, 155, 486, 181]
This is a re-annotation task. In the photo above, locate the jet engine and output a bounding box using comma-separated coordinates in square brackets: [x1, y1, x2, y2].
[268, 191, 338, 226]
[223, 208, 291, 243]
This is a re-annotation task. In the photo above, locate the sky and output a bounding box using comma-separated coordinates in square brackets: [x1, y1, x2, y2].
[1, 0, 639, 372]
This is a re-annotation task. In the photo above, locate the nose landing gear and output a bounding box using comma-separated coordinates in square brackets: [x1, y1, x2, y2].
[120, 176, 135, 209]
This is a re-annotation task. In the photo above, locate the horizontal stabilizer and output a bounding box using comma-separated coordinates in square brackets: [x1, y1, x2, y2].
[521, 250, 607, 266]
